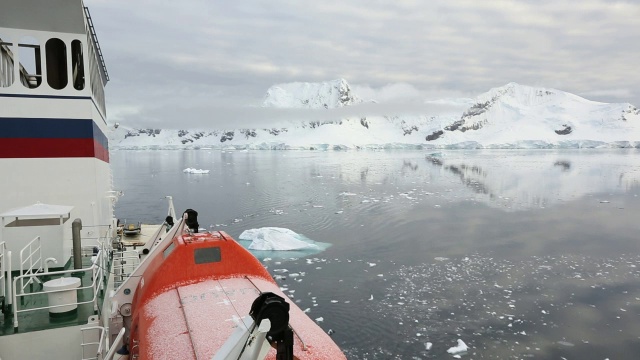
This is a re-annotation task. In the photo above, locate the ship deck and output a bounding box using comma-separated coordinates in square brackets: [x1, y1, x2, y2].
[0, 257, 106, 336]
[120, 224, 162, 247]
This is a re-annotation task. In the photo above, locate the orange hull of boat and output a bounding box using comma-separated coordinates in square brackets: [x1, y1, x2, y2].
[128, 231, 346, 359]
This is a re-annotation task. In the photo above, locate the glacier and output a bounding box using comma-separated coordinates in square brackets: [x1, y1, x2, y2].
[109, 80, 640, 150]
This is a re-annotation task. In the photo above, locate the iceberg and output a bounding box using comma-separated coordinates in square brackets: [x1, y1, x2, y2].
[238, 227, 332, 259]
[447, 339, 469, 355]
[239, 227, 319, 251]
[183, 168, 210, 174]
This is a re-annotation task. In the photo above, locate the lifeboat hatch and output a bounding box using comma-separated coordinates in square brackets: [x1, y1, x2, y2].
[194, 246, 221, 264]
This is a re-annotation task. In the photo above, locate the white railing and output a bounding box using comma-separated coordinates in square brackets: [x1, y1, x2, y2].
[19, 236, 43, 293]
[86, 28, 106, 117]
[12, 248, 105, 329]
[81, 325, 126, 360]
[0, 241, 6, 306]
[103, 327, 126, 360]
[0, 242, 12, 312]
[112, 250, 140, 289]
[81, 325, 107, 360]
[0, 242, 5, 298]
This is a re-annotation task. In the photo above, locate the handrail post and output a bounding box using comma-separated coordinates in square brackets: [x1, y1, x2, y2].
[6, 250, 11, 308]
[0, 242, 5, 302]
[73, 219, 83, 270]
[12, 276, 18, 329]
[104, 328, 126, 360]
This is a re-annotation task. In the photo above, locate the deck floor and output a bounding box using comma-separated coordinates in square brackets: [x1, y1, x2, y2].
[120, 224, 162, 247]
[0, 257, 105, 336]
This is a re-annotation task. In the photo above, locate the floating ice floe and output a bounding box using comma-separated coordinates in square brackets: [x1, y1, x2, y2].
[240, 227, 319, 251]
[339, 192, 357, 196]
[447, 339, 468, 355]
[183, 168, 210, 174]
[238, 227, 332, 259]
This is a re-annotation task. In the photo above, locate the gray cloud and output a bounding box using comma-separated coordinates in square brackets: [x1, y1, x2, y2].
[86, 0, 640, 127]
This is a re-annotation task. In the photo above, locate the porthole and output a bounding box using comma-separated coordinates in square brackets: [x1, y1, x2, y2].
[71, 40, 84, 90]
[46, 38, 68, 90]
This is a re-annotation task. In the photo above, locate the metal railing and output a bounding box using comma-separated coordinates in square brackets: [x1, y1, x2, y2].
[84, 6, 109, 83]
[0, 242, 5, 299]
[103, 327, 126, 360]
[0, 242, 12, 312]
[81, 325, 107, 360]
[80, 325, 125, 360]
[112, 250, 140, 289]
[0, 242, 7, 305]
[81, 325, 126, 360]
[19, 236, 43, 293]
[11, 247, 105, 329]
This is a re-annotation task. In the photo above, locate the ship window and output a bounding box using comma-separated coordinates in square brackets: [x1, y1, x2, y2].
[163, 241, 176, 258]
[194, 247, 221, 264]
[18, 36, 41, 89]
[71, 40, 84, 90]
[46, 38, 68, 90]
[0, 36, 14, 87]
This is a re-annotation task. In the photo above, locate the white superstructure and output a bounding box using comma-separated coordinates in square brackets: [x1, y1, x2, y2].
[0, 1, 117, 359]
[0, 0, 114, 255]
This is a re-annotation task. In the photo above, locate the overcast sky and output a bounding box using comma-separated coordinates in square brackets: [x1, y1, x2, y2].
[86, 0, 640, 129]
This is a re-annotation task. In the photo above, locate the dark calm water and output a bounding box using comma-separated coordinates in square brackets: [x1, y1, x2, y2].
[112, 149, 640, 359]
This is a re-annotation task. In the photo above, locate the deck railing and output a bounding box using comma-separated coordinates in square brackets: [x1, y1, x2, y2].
[112, 250, 140, 289]
[80, 325, 107, 360]
[0, 242, 7, 306]
[80, 325, 126, 360]
[19, 236, 43, 293]
[0, 242, 5, 299]
[11, 246, 105, 329]
[0, 242, 12, 312]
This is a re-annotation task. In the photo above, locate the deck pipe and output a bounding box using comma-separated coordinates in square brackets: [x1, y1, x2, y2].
[72, 219, 82, 269]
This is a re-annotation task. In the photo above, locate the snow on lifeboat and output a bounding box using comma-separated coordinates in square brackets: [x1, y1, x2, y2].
[121, 209, 346, 359]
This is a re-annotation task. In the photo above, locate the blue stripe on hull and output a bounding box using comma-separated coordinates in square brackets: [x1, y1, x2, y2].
[0, 117, 109, 151]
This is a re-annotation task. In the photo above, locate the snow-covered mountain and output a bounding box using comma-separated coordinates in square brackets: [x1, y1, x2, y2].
[262, 78, 361, 109]
[110, 80, 640, 150]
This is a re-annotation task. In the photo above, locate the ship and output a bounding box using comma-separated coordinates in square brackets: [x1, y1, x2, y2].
[0, 1, 346, 359]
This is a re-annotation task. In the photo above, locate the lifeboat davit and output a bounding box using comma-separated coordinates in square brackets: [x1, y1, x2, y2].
[126, 211, 346, 359]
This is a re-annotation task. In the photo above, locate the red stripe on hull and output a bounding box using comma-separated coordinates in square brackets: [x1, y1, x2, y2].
[0, 138, 109, 163]
[94, 140, 110, 163]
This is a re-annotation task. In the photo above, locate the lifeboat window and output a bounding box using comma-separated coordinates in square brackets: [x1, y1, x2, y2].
[194, 247, 221, 264]
[18, 36, 42, 88]
[163, 241, 176, 258]
[71, 40, 84, 90]
[0, 36, 14, 87]
[46, 38, 68, 90]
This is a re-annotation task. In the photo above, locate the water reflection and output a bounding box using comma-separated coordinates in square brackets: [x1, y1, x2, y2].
[112, 149, 640, 359]
[424, 150, 640, 211]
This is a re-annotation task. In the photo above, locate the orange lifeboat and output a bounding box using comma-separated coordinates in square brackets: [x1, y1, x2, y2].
[126, 216, 345, 359]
